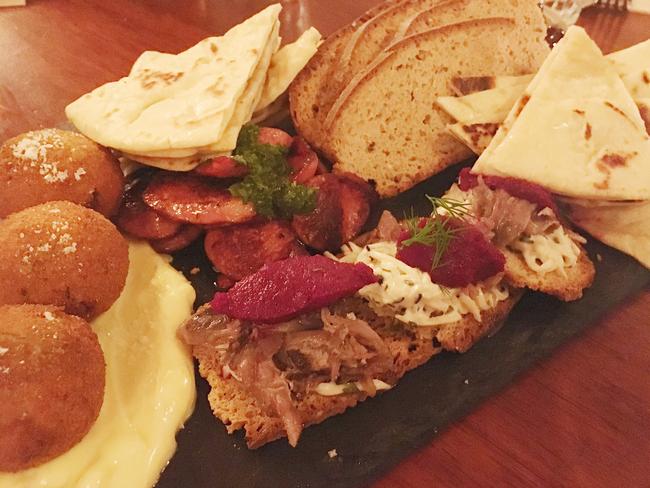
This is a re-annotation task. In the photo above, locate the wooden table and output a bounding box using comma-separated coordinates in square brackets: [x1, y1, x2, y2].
[1, 1, 648, 486]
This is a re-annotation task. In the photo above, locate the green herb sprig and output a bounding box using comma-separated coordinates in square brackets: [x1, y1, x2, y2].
[228, 124, 317, 219]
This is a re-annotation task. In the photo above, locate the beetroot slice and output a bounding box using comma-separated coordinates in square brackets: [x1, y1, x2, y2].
[211, 255, 378, 324]
[397, 217, 505, 288]
[458, 167, 558, 214]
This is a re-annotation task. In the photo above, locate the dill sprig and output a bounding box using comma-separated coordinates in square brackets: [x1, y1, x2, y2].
[426, 195, 472, 219]
[401, 195, 473, 270]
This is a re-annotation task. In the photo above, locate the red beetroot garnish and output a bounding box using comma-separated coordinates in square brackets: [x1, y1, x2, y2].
[193, 156, 248, 178]
[396, 217, 505, 288]
[458, 167, 558, 214]
[211, 255, 378, 324]
[396, 234, 435, 274]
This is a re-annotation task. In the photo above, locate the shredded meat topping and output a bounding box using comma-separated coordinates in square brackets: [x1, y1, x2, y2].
[179, 305, 394, 447]
[449, 179, 558, 247]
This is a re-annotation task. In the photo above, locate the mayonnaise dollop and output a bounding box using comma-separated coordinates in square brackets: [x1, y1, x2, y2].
[0, 242, 196, 488]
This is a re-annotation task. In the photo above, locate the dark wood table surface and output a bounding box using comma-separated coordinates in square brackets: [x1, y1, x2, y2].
[1, 1, 648, 486]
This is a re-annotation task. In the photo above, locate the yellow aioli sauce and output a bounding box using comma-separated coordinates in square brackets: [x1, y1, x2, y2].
[0, 242, 196, 488]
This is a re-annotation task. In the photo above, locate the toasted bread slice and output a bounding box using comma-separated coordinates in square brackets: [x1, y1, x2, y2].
[192, 290, 521, 448]
[325, 0, 548, 128]
[325, 17, 548, 197]
[320, 0, 463, 131]
[289, 1, 400, 155]
[503, 246, 595, 301]
[436, 289, 523, 352]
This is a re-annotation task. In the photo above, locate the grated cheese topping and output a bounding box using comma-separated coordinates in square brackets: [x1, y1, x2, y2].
[508, 226, 582, 277]
[15, 218, 79, 269]
[332, 241, 509, 327]
[8, 129, 80, 184]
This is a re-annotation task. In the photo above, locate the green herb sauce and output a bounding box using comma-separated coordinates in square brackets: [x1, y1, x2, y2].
[228, 124, 317, 219]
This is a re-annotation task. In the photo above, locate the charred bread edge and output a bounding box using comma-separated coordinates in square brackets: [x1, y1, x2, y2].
[503, 244, 596, 302]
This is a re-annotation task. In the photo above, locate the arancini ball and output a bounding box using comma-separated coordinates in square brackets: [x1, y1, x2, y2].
[0, 201, 129, 319]
[0, 128, 124, 218]
[0, 304, 105, 472]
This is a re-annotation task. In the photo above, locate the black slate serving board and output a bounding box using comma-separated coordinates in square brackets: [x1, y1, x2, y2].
[159, 164, 650, 488]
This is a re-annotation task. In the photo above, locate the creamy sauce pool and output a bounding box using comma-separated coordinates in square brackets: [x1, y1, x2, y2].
[0, 242, 196, 488]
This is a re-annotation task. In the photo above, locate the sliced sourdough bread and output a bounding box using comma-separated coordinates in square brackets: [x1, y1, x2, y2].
[326, 0, 549, 128]
[320, 0, 463, 134]
[192, 291, 520, 448]
[324, 17, 548, 197]
[288, 1, 400, 155]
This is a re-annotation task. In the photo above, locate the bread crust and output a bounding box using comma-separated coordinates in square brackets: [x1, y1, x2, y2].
[503, 245, 596, 301]
[436, 289, 523, 352]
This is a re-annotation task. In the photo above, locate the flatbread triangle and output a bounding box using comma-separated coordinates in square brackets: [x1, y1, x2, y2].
[473, 26, 650, 201]
[65, 4, 281, 153]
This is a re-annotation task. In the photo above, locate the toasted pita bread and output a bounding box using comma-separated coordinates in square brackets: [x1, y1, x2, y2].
[606, 38, 650, 99]
[255, 27, 322, 113]
[208, 21, 280, 153]
[66, 4, 281, 154]
[438, 38, 650, 131]
[446, 98, 650, 156]
[473, 26, 650, 201]
[447, 122, 500, 154]
[564, 198, 650, 269]
[637, 98, 650, 134]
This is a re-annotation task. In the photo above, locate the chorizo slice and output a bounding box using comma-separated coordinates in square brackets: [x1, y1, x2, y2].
[204, 220, 306, 280]
[291, 174, 344, 252]
[115, 177, 182, 240]
[142, 173, 256, 225]
[288, 137, 319, 184]
[193, 156, 248, 178]
[337, 173, 378, 243]
[257, 127, 293, 148]
[150, 225, 203, 254]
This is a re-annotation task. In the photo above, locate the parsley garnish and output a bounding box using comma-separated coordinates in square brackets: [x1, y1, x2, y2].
[401, 195, 473, 270]
[228, 124, 317, 219]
